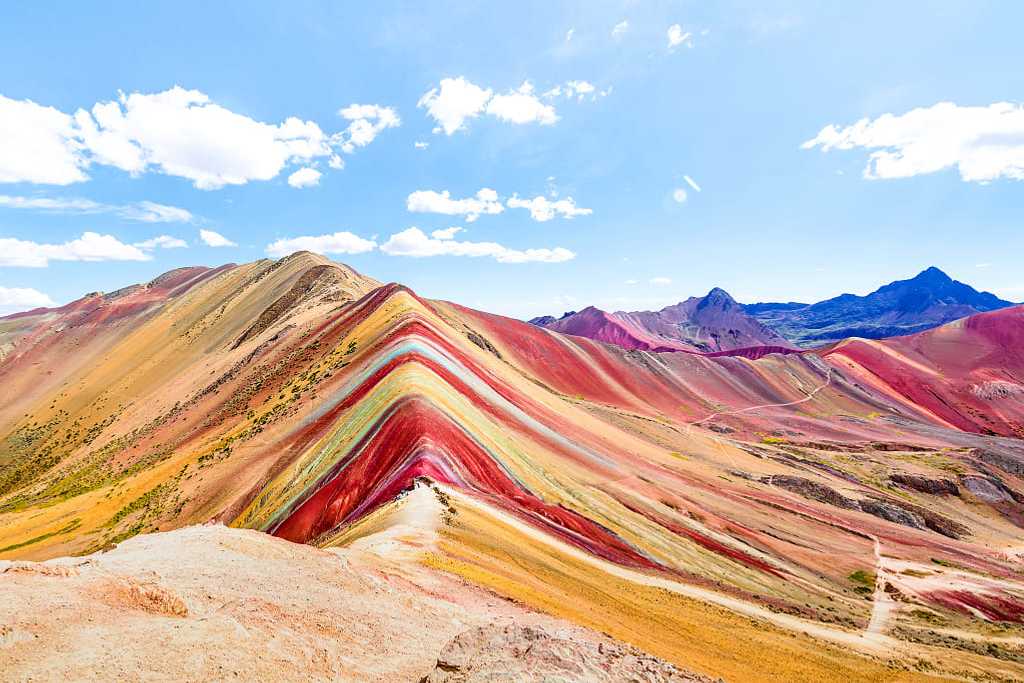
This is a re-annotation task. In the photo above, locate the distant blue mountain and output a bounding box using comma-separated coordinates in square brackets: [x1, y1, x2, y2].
[744, 267, 1015, 347]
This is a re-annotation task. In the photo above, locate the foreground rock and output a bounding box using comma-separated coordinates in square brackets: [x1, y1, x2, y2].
[422, 623, 709, 682]
[0, 525, 699, 682]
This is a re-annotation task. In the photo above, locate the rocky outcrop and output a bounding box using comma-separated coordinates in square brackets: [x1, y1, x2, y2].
[421, 624, 709, 683]
[889, 474, 959, 496]
[765, 475, 968, 538]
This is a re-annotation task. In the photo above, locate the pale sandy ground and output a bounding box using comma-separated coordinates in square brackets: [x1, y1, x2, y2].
[0, 520, 706, 682]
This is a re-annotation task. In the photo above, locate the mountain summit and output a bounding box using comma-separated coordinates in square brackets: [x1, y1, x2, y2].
[746, 267, 1014, 346]
[533, 288, 794, 353]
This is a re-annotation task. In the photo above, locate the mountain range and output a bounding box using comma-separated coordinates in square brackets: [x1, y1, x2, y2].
[530, 267, 1014, 351]
[530, 288, 795, 353]
[2, 253, 1024, 681]
[746, 266, 1015, 346]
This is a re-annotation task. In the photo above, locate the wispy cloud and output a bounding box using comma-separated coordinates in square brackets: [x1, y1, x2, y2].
[667, 24, 693, 49]
[0, 194, 193, 222]
[380, 227, 574, 263]
[199, 229, 237, 248]
[265, 231, 376, 257]
[134, 235, 188, 250]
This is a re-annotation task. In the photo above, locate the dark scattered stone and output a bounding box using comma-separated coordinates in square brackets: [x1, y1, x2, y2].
[860, 497, 968, 540]
[762, 475, 859, 510]
[975, 448, 1024, 477]
[890, 474, 959, 496]
[707, 423, 735, 434]
[466, 331, 502, 359]
[763, 475, 968, 539]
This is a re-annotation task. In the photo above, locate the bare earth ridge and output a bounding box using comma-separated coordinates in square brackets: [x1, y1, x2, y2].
[2, 253, 1024, 681]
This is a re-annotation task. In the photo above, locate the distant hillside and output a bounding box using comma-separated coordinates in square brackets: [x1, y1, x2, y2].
[746, 267, 1014, 347]
[534, 288, 794, 353]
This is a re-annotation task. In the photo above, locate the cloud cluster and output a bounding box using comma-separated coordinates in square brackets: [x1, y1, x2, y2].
[0, 194, 193, 222]
[337, 104, 400, 153]
[0, 286, 56, 314]
[418, 76, 604, 135]
[199, 229, 237, 247]
[0, 232, 151, 267]
[0, 88, 398, 189]
[379, 227, 574, 263]
[486, 82, 558, 126]
[407, 188, 504, 222]
[134, 235, 188, 250]
[506, 195, 592, 221]
[265, 231, 376, 258]
[408, 188, 592, 223]
[802, 101, 1024, 182]
[417, 77, 494, 136]
[260, 226, 574, 264]
[667, 24, 693, 49]
[287, 167, 322, 188]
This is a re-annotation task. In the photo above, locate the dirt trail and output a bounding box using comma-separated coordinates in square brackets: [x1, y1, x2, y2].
[687, 364, 834, 433]
[863, 536, 897, 646]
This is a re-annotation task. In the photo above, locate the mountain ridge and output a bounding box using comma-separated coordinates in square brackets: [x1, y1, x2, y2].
[3, 256, 1024, 680]
[532, 288, 795, 353]
[746, 266, 1014, 346]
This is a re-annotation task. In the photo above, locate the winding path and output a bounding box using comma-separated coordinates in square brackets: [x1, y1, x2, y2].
[686, 364, 833, 435]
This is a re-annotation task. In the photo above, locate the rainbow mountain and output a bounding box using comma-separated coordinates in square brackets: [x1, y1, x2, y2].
[2, 252, 1024, 681]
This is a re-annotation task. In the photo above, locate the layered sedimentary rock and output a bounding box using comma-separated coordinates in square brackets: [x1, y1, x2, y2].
[2, 253, 1024, 681]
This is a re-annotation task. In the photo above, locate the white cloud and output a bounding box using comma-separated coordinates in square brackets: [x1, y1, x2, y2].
[380, 226, 574, 263]
[802, 102, 1024, 182]
[199, 229, 237, 247]
[624, 279, 638, 285]
[612, 20, 629, 39]
[976, 263, 992, 268]
[287, 167, 321, 188]
[414, 141, 429, 149]
[667, 24, 693, 49]
[542, 80, 609, 103]
[0, 194, 193, 223]
[0, 286, 56, 315]
[649, 276, 672, 286]
[75, 87, 338, 189]
[683, 175, 702, 192]
[486, 82, 559, 126]
[0, 95, 86, 185]
[337, 104, 400, 153]
[672, 188, 687, 203]
[506, 195, 592, 221]
[564, 81, 596, 101]
[430, 226, 463, 239]
[0, 87, 395, 189]
[417, 77, 493, 136]
[565, 28, 575, 43]
[134, 234, 188, 250]
[406, 188, 504, 222]
[0, 232, 151, 267]
[420, 76, 606, 135]
[265, 231, 376, 258]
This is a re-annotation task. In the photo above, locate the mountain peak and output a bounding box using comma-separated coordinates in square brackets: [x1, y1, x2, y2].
[912, 266, 953, 284]
[697, 287, 737, 311]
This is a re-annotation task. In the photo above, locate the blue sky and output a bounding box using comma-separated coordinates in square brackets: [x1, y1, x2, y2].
[1, 1, 1022, 317]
